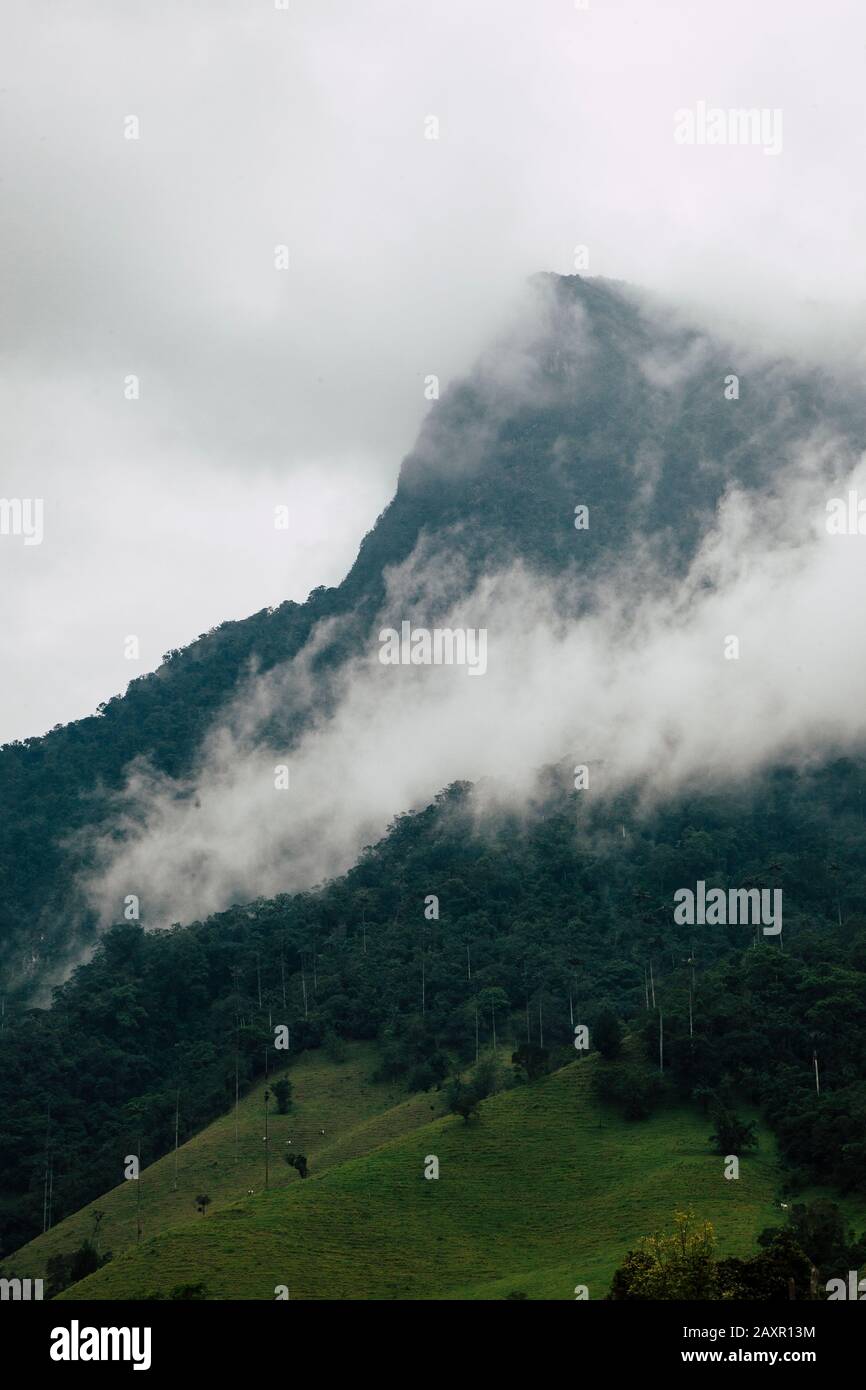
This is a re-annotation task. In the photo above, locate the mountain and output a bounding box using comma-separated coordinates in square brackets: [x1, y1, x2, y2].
[3, 272, 866, 992]
[3, 273, 866, 1286]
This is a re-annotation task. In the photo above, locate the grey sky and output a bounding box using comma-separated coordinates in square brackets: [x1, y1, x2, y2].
[2, 0, 865, 741]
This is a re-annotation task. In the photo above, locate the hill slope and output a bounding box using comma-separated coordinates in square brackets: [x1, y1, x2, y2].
[4, 1043, 443, 1287]
[58, 1053, 783, 1301]
[4, 765, 866, 1259]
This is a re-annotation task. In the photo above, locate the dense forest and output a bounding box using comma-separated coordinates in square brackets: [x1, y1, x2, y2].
[2, 756, 865, 1257]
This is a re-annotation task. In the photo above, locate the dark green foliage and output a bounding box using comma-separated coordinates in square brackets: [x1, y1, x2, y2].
[285, 1153, 308, 1179]
[270, 1077, 293, 1115]
[445, 1077, 480, 1124]
[511, 1043, 550, 1083]
[406, 1062, 437, 1092]
[708, 1106, 758, 1155]
[43, 1239, 111, 1297]
[608, 1216, 813, 1300]
[715, 1231, 814, 1301]
[195, 1194, 211, 1215]
[372, 1020, 448, 1091]
[142, 1281, 208, 1301]
[592, 1060, 665, 1120]
[761, 1200, 866, 1284]
[653, 908, 866, 1193]
[445, 1055, 501, 1122]
[608, 1250, 656, 1300]
[471, 1055, 501, 1101]
[593, 1010, 623, 1060]
[323, 1032, 348, 1064]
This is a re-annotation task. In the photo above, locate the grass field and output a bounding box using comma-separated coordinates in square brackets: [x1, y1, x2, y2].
[50, 1050, 789, 1301]
[5, 1043, 443, 1286]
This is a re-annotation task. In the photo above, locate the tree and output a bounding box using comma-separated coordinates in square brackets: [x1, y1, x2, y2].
[270, 1076, 293, 1115]
[91, 1209, 106, 1253]
[708, 1105, 758, 1155]
[593, 1009, 623, 1060]
[45, 1240, 111, 1297]
[195, 1193, 211, 1216]
[471, 1054, 500, 1100]
[608, 1212, 814, 1301]
[717, 1231, 813, 1300]
[446, 1077, 480, 1123]
[607, 1250, 657, 1301]
[607, 1211, 717, 1300]
[511, 1042, 550, 1083]
[474, 986, 510, 1049]
[324, 1031, 348, 1063]
[763, 1200, 866, 1283]
[592, 1061, 663, 1120]
[285, 1152, 308, 1178]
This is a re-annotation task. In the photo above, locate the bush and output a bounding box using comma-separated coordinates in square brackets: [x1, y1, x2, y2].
[324, 1032, 348, 1063]
[511, 1042, 550, 1083]
[445, 1076, 480, 1123]
[592, 1061, 664, 1120]
[708, 1106, 758, 1155]
[270, 1076, 293, 1114]
[45, 1240, 112, 1297]
[407, 1062, 436, 1092]
[593, 1010, 623, 1060]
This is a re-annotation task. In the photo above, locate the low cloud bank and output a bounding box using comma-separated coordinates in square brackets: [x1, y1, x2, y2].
[81, 445, 866, 932]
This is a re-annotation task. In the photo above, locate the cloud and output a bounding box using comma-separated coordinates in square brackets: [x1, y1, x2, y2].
[80, 435, 866, 933]
[5, 0, 866, 739]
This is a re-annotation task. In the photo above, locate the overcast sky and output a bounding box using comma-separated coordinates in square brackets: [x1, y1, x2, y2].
[3, 0, 865, 743]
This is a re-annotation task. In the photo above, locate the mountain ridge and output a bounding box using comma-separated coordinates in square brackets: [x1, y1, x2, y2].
[4, 272, 866, 991]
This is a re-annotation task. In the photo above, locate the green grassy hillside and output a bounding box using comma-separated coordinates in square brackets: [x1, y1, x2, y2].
[6, 1044, 444, 1286]
[57, 1052, 786, 1301]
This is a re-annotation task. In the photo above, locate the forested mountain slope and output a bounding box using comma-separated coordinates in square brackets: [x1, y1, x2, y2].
[2, 764, 866, 1258]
